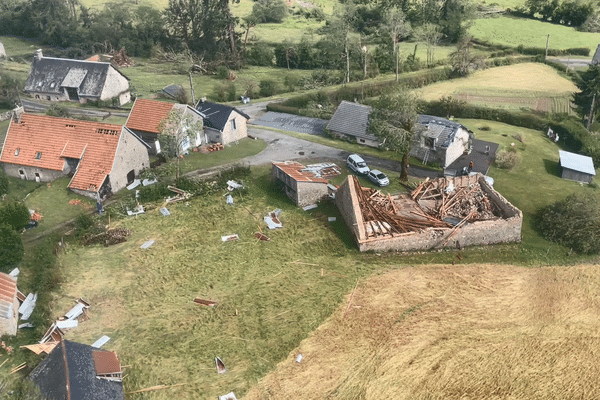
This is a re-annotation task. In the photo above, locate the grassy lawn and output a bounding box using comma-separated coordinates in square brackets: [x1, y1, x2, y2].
[457, 118, 600, 262]
[417, 62, 578, 114]
[470, 15, 600, 50]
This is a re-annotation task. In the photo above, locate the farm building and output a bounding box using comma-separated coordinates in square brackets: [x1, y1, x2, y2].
[559, 150, 596, 183]
[195, 100, 250, 145]
[126, 98, 205, 154]
[24, 49, 131, 105]
[410, 115, 473, 168]
[335, 174, 522, 252]
[0, 272, 18, 337]
[326, 101, 380, 147]
[0, 114, 150, 200]
[29, 340, 124, 400]
[272, 161, 340, 207]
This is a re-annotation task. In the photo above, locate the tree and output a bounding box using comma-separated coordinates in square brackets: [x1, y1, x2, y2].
[0, 170, 8, 198]
[449, 36, 476, 77]
[439, 0, 475, 42]
[415, 23, 442, 67]
[158, 110, 203, 178]
[251, 0, 288, 23]
[573, 65, 600, 130]
[383, 7, 411, 81]
[319, 2, 357, 83]
[0, 202, 31, 231]
[369, 91, 419, 181]
[0, 224, 24, 269]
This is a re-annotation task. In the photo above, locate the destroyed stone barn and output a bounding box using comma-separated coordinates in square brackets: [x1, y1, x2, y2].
[335, 174, 522, 252]
[272, 161, 340, 207]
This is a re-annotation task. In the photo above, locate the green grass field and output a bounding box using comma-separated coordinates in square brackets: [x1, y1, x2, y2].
[471, 15, 600, 50]
[417, 62, 578, 114]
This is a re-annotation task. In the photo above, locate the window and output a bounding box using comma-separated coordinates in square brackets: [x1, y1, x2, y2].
[50, 82, 55, 89]
[34, 173, 41, 182]
[359, 139, 365, 143]
[231, 119, 236, 130]
[35, 152, 42, 159]
[46, 96, 51, 100]
[14, 148, 19, 156]
[424, 137, 435, 149]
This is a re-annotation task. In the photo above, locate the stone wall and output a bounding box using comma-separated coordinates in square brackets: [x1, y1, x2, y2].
[296, 181, 329, 207]
[335, 177, 365, 241]
[444, 128, 470, 167]
[99, 66, 130, 105]
[3, 163, 65, 182]
[221, 113, 248, 145]
[108, 130, 150, 193]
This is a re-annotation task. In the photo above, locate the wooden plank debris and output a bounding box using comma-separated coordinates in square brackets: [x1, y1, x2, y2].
[166, 186, 192, 203]
[126, 383, 186, 394]
[20, 341, 58, 355]
[10, 362, 26, 374]
[40, 323, 64, 344]
[221, 234, 239, 242]
[254, 232, 270, 241]
[141, 240, 155, 249]
[193, 298, 217, 307]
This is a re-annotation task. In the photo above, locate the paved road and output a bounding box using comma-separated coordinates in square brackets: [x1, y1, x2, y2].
[547, 57, 592, 69]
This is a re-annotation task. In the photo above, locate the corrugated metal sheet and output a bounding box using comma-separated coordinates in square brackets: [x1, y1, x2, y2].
[559, 150, 596, 176]
[19, 293, 37, 320]
[92, 336, 111, 349]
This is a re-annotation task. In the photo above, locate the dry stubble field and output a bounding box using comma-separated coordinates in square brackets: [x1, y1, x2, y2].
[245, 264, 600, 400]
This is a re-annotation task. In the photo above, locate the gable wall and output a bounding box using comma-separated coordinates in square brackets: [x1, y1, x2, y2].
[443, 127, 470, 167]
[99, 67, 130, 105]
[220, 113, 247, 145]
[108, 132, 149, 193]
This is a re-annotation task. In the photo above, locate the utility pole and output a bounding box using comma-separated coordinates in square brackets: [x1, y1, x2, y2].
[588, 92, 596, 131]
[188, 71, 196, 106]
[545, 34, 550, 60]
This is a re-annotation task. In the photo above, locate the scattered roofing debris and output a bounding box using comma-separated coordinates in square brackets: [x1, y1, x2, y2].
[219, 392, 237, 400]
[9, 268, 19, 277]
[303, 204, 318, 211]
[193, 298, 217, 307]
[142, 178, 158, 186]
[83, 227, 131, 246]
[215, 357, 226, 374]
[127, 205, 144, 216]
[221, 234, 239, 242]
[141, 240, 155, 249]
[56, 319, 78, 330]
[300, 163, 342, 178]
[62, 298, 90, 321]
[328, 217, 337, 222]
[166, 185, 192, 203]
[1, 341, 13, 354]
[226, 195, 234, 205]
[254, 232, 270, 241]
[40, 323, 65, 344]
[127, 179, 141, 190]
[196, 143, 225, 153]
[264, 209, 282, 229]
[18, 323, 34, 329]
[21, 341, 58, 355]
[227, 180, 243, 191]
[160, 207, 171, 216]
[19, 293, 37, 321]
[30, 210, 43, 221]
[92, 336, 111, 349]
[92, 348, 123, 381]
[296, 354, 303, 363]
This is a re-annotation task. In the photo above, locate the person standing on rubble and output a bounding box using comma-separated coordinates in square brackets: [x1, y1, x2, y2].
[468, 160, 474, 173]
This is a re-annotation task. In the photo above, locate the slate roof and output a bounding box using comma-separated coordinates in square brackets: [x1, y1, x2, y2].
[1, 114, 128, 193]
[417, 115, 469, 149]
[29, 340, 124, 400]
[126, 98, 177, 134]
[0, 273, 16, 320]
[326, 101, 376, 141]
[559, 150, 596, 176]
[24, 55, 129, 98]
[195, 101, 250, 132]
[273, 161, 328, 183]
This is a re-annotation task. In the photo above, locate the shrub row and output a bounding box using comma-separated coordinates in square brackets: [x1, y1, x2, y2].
[472, 38, 590, 57]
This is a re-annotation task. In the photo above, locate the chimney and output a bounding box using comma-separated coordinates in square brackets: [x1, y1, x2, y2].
[34, 49, 43, 62]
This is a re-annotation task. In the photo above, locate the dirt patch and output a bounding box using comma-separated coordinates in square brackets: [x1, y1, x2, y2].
[244, 264, 600, 400]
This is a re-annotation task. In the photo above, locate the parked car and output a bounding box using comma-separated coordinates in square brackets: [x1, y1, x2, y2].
[347, 154, 370, 175]
[367, 169, 389, 186]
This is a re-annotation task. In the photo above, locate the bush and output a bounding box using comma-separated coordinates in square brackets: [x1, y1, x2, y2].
[259, 80, 278, 97]
[0, 224, 24, 269]
[495, 149, 521, 169]
[247, 43, 274, 66]
[212, 84, 228, 102]
[536, 192, 600, 254]
[0, 202, 31, 231]
[0, 170, 8, 197]
[252, 0, 288, 23]
[284, 74, 299, 92]
[216, 66, 230, 80]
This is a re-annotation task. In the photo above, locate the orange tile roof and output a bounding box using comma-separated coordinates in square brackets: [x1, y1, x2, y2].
[1, 114, 123, 193]
[0, 273, 16, 305]
[92, 350, 121, 375]
[272, 161, 328, 183]
[125, 98, 176, 134]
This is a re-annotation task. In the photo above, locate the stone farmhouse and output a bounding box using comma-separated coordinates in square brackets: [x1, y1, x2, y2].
[409, 115, 473, 168]
[272, 161, 340, 207]
[0, 114, 149, 200]
[195, 100, 250, 145]
[326, 100, 380, 147]
[0, 272, 18, 337]
[24, 50, 131, 105]
[336, 174, 522, 252]
[30, 340, 124, 400]
[126, 98, 205, 155]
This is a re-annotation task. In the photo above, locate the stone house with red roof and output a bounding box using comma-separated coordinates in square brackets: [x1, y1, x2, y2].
[0, 272, 18, 337]
[272, 161, 339, 207]
[126, 98, 205, 154]
[0, 114, 149, 200]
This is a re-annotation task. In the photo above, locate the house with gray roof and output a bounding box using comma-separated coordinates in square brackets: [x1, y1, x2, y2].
[326, 101, 380, 147]
[24, 49, 131, 105]
[559, 150, 596, 183]
[409, 115, 473, 168]
[29, 340, 124, 400]
[195, 100, 250, 145]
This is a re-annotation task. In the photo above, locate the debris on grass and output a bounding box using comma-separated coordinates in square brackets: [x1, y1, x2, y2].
[30, 211, 42, 221]
[160, 207, 171, 216]
[303, 204, 318, 211]
[18, 323, 34, 329]
[127, 179, 141, 190]
[127, 205, 144, 216]
[40, 323, 64, 344]
[166, 186, 192, 203]
[296, 354, 303, 363]
[1, 341, 13, 354]
[227, 180, 244, 191]
[19, 293, 37, 321]
[221, 234, 239, 242]
[226, 195, 234, 205]
[63, 298, 90, 321]
[328, 217, 337, 222]
[82, 227, 131, 246]
[9, 268, 19, 277]
[56, 319, 78, 330]
[215, 357, 226, 374]
[141, 240, 155, 249]
[264, 209, 282, 229]
[127, 383, 186, 395]
[193, 298, 217, 307]
[218, 392, 237, 400]
[92, 335, 111, 349]
[10, 362, 26, 374]
[20, 341, 57, 355]
[254, 232, 270, 241]
[142, 178, 158, 186]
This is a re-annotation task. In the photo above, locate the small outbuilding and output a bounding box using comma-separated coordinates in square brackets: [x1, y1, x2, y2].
[29, 340, 124, 400]
[272, 161, 340, 207]
[559, 150, 596, 183]
[326, 101, 380, 147]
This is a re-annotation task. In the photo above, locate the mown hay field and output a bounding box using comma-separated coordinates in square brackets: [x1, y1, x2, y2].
[417, 63, 578, 114]
[245, 263, 600, 399]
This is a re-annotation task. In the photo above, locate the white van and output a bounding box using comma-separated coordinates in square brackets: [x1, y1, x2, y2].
[347, 154, 370, 175]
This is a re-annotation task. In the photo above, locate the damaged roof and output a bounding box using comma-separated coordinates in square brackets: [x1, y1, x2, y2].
[0, 114, 140, 193]
[29, 340, 124, 400]
[126, 98, 177, 134]
[326, 101, 376, 141]
[195, 101, 250, 132]
[417, 115, 470, 149]
[272, 161, 330, 183]
[0, 273, 16, 320]
[24, 55, 129, 98]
